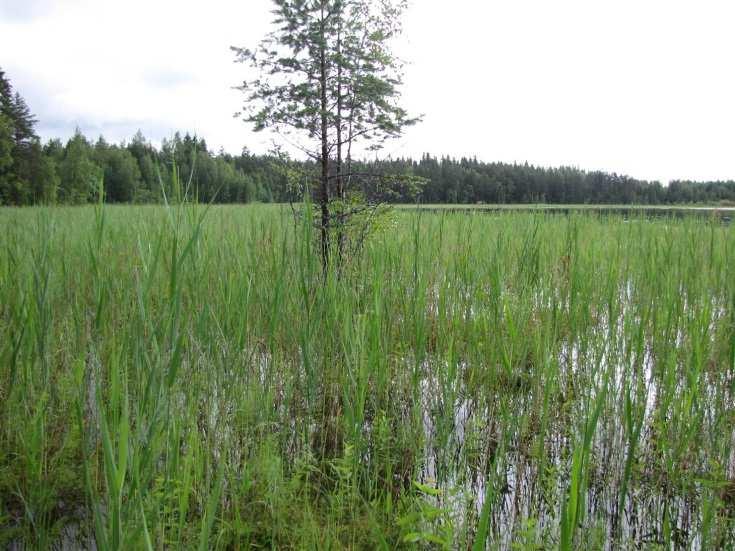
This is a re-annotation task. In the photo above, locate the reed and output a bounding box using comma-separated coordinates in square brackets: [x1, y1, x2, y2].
[1, 203, 734, 548]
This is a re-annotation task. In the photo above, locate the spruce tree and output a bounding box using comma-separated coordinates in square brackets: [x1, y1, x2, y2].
[0, 113, 12, 177]
[0, 70, 16, 202]
[0, 68, 43, 204]
[0, 68, 13, 116]
[9, 92, 38, 147]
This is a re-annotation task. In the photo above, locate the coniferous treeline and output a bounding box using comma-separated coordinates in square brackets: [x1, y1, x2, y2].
[0, 68, 284, 205]
[2, 67, 735, 207]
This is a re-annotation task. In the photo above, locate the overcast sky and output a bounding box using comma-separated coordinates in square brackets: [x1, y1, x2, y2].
[1, 0, 734, 183]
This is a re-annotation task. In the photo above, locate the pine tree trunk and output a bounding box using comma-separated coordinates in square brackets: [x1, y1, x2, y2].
[319, 5, 330, 274]
[335, 20, 345, 268]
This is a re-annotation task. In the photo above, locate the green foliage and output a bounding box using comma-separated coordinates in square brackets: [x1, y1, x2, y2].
[97, 145, 142, 203]
[59, 132, 102, 204]
[0, 113, 13, 175]
[28, 142, 59, 204]
[0, 146, 17, 204]
[397, 482, 452, 548]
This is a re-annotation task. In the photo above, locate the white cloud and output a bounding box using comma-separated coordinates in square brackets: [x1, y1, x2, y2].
[1, 0, 734, 183]
[1, 0, 274, 150]
[395, 0, 735, 183]
[0, 0, 56, 22]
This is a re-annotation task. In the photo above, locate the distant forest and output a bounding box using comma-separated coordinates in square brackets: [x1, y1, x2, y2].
[2, 67, 735, 207]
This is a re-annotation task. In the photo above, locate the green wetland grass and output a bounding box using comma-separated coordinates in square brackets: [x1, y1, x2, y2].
[1, 203, 734, 549]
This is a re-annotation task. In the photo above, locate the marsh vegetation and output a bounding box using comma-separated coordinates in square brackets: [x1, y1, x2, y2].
[1, 204, 734, 548]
